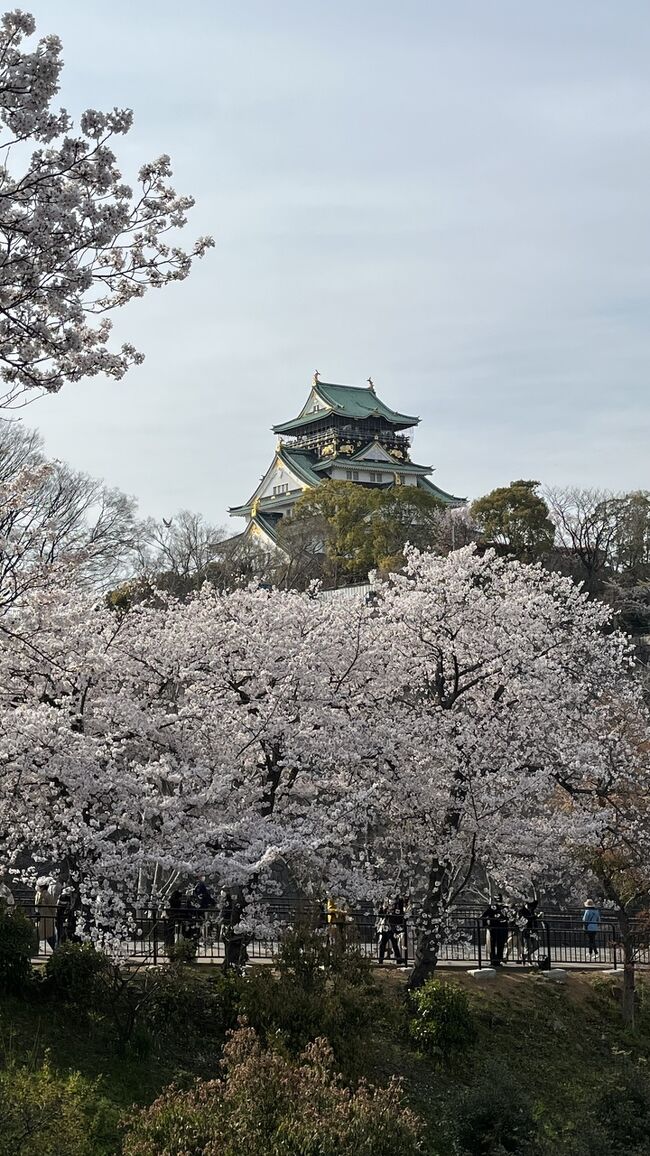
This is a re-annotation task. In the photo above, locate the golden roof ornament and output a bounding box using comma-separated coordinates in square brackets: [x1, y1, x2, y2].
[367, 376, 375, 391]
[313, 370, 320, 384]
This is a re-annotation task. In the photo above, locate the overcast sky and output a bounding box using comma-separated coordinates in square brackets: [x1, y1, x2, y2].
[22, 0, 650, 525]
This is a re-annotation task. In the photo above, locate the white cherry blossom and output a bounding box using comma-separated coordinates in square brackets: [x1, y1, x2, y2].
[0, 544, 645, 973]
[0, 10, 213, 406]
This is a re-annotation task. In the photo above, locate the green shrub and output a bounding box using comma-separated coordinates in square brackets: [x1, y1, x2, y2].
[455, 1061, 536, 1155]
[166, 937, 197, 965]
[586, 1064, 650, 1154]
[275, 926, 373, 991]
[408, 979, 476, 1063]
[46, 948, 239, 1056]
[0, 907, 35, 993]
[0, 1057, 116, 1156]
[144, 965, 239, 1043]
[122, 1024, 423, 1156]
[44, 943, 112, 1011]
[236, 965, 379, 1074]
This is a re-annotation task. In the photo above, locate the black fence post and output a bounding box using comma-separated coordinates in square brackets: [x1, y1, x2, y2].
[545, 920, 552, 969]
[477, 919, 482, 969]
[152, 908, 158, 966]
[612, 926, 618, 971]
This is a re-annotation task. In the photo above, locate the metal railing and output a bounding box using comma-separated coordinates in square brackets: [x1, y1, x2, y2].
[286, 427, 412, 455]
[22, 900, 643, 971]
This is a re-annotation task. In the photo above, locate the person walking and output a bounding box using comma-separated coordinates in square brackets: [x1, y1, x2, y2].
[193, 875, 214, 910]
[327, 897, 348, 951]
[376, 901, 403, 966]
[164, 887, 185, 949]
[481, 896, 509, 967]
[35, 878, 57, 952]
[55, 885, 72, 946]
[392, 898, 409, 967]
[582, 900, 601, 959]
[193, 875, 215, 949]
[49, 875, 66, 945]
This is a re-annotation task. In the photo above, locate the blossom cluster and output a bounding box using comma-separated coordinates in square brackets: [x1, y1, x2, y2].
[0, 10, 213, 405]
[0, 535, 647, 956]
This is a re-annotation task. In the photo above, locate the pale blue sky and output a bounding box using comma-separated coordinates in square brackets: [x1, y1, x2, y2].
[24, 1, 650, 524]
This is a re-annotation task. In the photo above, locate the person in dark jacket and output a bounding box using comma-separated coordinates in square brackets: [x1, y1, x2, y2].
[481, 896, 509, 967]
[193, 875, 214, 909]
[518, 899, 540, 965]
[192, 875, 214, 947]
[220, 890, 248, 971]
[376, 900, 403, 966]
[391, 898, 408, 966]
[55, 886, 73, 946]
[165, 887, 186, 948]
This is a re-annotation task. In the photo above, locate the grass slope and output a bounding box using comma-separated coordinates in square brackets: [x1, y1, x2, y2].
[1, 967, 649, 1154]
[371, 969, 650, 1153]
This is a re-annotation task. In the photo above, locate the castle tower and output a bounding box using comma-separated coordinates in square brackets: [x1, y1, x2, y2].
[229, 375, 465, 549]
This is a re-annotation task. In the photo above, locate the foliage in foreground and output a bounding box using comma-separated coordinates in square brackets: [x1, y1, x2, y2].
[408, 978, 476, 1063]
[454, 1059, 536, 1155]
[121, 1023, 422, 1156]
[44, 943, 237, 1055]
[239, 933, 379, 1073]
[0, 908, 35, 995]
[5, 964, 650, 1155]
[39, 933, 377, 1069]
[0, 1058, 114, 1156]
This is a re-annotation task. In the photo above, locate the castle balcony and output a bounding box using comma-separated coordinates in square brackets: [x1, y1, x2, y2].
[286, 426, 412, 456]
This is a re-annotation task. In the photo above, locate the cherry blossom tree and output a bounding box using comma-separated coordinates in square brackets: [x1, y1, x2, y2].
[0, 10, 213, 407]
[358, 547, 639, 985]
[0, 545, 644, 971]
[556, 701, 650, 1026]
[0, 576, 377, 948]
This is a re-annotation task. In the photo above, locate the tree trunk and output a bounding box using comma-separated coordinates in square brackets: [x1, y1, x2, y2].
[622, 958, 636, 1029]
[407, 860, 450, 989]
[407, 931, 439, 989]
[621, 926, 636, 1030]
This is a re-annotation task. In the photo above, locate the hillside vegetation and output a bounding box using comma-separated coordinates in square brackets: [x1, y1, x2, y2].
[2, 952, 650, 1155]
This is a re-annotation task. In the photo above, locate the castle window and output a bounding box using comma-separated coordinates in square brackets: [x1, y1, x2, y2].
[369, 471, 383, 483]
[345, 469, 359, 481]
[273, 483, 289, 496]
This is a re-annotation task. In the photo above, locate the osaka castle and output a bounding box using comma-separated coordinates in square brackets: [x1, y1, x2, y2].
[229, 373, 465, 550]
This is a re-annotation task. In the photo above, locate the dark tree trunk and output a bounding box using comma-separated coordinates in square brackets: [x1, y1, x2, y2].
[407, 860, 448, 990]
[622, 956, 636, 1030]
[620, 914, 636, 1029]
[407, 930, 439, 989]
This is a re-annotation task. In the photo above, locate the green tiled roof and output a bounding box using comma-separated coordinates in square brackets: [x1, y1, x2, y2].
[253, 512, 280, 544]
[312, 457, 431, 475]
[417, 475, 466, 506]
[277, 447, 321, 486]
[228, 447, 320, 517]
[317, 382, 419, 424]
[273, 381, 419, 434]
